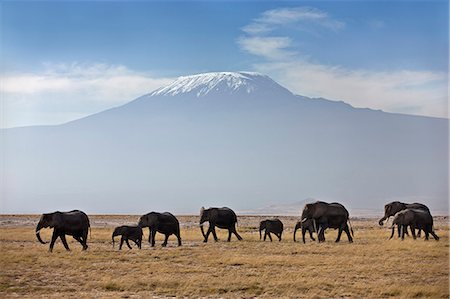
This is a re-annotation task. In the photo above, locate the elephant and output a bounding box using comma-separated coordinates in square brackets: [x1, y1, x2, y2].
[259, 219, 283, 242]
[199, 207, 242, 242]
[301, 201, 354, 243]
[112, 225, 143, 250]
[390, 209, 439, 241]
[35, 210, 90, 252]
[379, 201, 430, 238]
[379, 201, 429, 226]
[293, 219, 316, 243]
[138, 212, 182, 247]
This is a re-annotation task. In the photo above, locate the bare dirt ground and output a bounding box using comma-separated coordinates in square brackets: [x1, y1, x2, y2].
[0, 215, 448, 298]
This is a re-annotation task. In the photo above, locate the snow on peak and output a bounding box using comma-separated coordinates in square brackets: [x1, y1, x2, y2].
[150, 72, 289, 97]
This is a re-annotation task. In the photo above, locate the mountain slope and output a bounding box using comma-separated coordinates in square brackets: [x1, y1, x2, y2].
[1, 72, 448, 214]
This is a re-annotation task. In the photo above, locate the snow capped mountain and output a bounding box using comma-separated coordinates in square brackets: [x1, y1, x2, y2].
[1, 71, 448, 214]
[149, 72, 292, 97]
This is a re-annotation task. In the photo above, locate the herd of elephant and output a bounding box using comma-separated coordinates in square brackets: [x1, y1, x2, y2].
[34, 201, 440, 252]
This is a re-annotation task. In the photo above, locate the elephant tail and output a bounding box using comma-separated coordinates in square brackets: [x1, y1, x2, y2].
[348, 219, 354, 237]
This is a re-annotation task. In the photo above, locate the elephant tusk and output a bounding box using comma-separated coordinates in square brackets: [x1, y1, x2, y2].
[301, 218, 307, 223]
[35, 230, 40, 235]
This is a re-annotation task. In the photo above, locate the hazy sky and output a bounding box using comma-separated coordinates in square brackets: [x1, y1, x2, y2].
[1, 1, 448, 128]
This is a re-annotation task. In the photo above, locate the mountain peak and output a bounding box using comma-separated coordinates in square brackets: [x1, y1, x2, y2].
[150, 71, 292, 97]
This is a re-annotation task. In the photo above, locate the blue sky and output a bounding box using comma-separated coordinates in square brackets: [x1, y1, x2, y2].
[1, 1, 448, 127]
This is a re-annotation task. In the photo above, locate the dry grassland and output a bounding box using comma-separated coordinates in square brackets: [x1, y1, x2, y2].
[0, 215, 448, 298]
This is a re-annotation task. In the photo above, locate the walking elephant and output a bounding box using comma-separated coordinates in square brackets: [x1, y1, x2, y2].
[112, 225, 143, 250]
[301, 201, 353, 243]
[379, 201, 429, 226]
[390, 209, 439, 241]
[200, 207, 242, 242]
[259, 219, 283, 242]
[138, 212, 182, 247]
[293, 219, 315, 243]
[35, 210, 90, 252]
[379, 201, 430, 238]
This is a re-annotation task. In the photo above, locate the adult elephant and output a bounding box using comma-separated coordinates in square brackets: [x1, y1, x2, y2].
[301, 201, 353, 243]
[378, 201, 429, 226]
[138, 212, 182, 247]
[200, 207, 242, 242]
[293, 219, 316, 243]
[259, 219, 283, 242]
[35, 210, 90, 252]
[390, 209, 439, 241]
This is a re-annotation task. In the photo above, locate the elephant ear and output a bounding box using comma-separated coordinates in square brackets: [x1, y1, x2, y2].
[50, 213, 62, 228]
[200, 207, 205, 217]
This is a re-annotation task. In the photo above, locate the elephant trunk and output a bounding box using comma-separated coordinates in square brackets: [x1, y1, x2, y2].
[35, 223, 47, 244]
[200, 224, 206, 239]
[293, 223, 300, 242]
[379, 215, 390, 226]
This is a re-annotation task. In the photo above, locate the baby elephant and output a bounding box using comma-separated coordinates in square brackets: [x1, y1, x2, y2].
[259, 219, 283, 241]
[112, 225, 143, 250]
[294, 219, 316, 243]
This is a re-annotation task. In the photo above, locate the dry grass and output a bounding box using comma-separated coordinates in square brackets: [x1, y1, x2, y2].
[0, 215, 448, 298]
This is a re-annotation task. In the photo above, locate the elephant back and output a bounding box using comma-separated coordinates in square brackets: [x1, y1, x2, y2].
[218, 207, 238, 223]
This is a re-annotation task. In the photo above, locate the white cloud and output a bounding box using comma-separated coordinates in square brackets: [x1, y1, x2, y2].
[242, 7, 345, 35]
[1, 63, 174, 128]
[237, 36, 295, 60]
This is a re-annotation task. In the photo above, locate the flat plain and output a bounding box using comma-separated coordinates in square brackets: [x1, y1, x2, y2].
[0, 215, 448, 298]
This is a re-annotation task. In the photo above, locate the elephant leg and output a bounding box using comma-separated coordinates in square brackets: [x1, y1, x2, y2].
[309, 229, 315, 242]
[410, 225, 416, 239]
[317, 226, 325, 243]
[343, 225, 353, 243]
[404, 227, 410, 236]
[49, 230, 59, 252]
[389, 225, 395, 240]
[278, 231, 282, 241]
[232, 226, 243, 241]
[430, 230, 439, 241]
[263, 231, 267, 241]
[227, 229, 232, 242]
[401, 225, 406, 240]
[151, 229, 157, 247]
[335, 227, 343, 243]
[268, 232, 273, 242]
[397, 225, 401, 238]
[162, 234, 169, 247]
[125, 239, 132, 249]
[212, 227, 219, 242]
[424, 230, 429, 240]
[73, 235, 82, 244]
[81, 229, 88, 249]
[417, 228, 422, 238]
[119, 236, 124, 250]
[60, 234, 70, 251]
[176, 233, 182, 246]
[148, 228, 152, 244]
